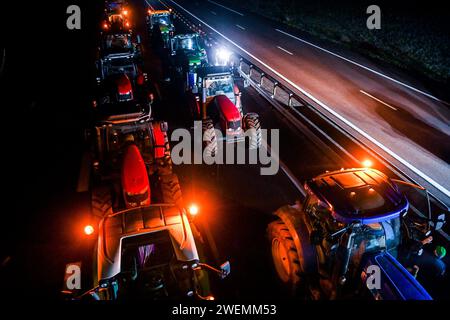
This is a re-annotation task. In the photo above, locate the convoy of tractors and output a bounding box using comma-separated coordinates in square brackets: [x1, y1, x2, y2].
[63, 0, 447, 301]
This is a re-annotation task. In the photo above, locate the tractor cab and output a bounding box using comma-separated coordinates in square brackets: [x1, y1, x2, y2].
[170, 34, 208, 70]
[96, 205, 201, 299]
[98, 55, 139, 81]
[192, 66, 242, 118]
[99, 29, 141, 60]
[303, 169, 408, 279]
[147, 9, 174, 34]
[72, 205, 230, 300]
[103, 4, 131, 32]
[306, 168, 409, 225]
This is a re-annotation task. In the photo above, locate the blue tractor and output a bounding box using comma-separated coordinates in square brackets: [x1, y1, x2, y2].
[268, 168, 447, 300]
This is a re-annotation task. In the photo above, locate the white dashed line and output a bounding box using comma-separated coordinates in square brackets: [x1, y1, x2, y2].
[360, 90, 398, 111]
[207, 0, 244, 16]
[275, 28, 450, 106]
[276, 46, 293, 55]
[236, 24, 245, 30]
[210, 10, 217, 15]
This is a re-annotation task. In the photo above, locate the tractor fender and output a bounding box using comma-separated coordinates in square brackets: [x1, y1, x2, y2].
[274, 205, 317, 274]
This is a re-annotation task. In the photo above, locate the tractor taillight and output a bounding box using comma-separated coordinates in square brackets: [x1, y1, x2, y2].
[84, 225, 94, 236]
[362, 159, 373, 168]
[188, 204, 199, 216]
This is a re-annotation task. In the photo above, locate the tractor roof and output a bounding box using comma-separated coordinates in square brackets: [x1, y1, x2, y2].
[306, 168, 408, 224]
[98, 205, 199, 281]
[197, 65, 232, 78]
[149, 10, 171, 15]
[173, 33, 198, 39]
[214, 95, 240, 121]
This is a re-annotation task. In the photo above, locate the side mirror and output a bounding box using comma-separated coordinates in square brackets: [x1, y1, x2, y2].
[435, 213, 446, 231]
[219, 261, 231, 279]
[160, 121, 169, 132]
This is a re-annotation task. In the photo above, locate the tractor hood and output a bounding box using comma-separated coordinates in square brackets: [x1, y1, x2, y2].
[159, 24, 170, 34]
[97, 205, 199, 281]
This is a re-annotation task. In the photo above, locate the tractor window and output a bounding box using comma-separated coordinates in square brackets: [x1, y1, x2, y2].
[174, 36, 199, 51]
[205, 78, 234, 97]
[152, 14, 171, 26]
[105, 58, 136, 77]
[106, 34, 132, 50]
[228, 120, 241, 130]
[121, 230, 175, 272]
[304, 194, 330, 217]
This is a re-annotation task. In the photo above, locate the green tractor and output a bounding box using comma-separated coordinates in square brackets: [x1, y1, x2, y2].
[146, 8, 175, 48]
[170, 33, 208, 79]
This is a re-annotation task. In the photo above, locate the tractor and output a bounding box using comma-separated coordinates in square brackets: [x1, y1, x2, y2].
[68, 142, 230, 300]
[170, 33, 208, 77]
[146, 8, 175, 48]
[187, 65, 261, 156]
[268, 168, 447, 300]
[102, 1, 131, 32]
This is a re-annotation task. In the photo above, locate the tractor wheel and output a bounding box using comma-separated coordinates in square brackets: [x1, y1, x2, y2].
[244, 113, 262, 149]
[160, 173, 183, 206]
[267, 220, 302, 293]
[202, 118, 218, 157]
[91, 185, 113, 219]
[153, 121, 173, 176]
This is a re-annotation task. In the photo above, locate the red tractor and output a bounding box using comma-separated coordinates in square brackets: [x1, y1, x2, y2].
[188, 66, 261, 156]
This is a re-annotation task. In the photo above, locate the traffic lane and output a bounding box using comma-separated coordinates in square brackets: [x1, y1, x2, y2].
[169, 0, 450, 203]
[241, 85, 344, 178]
[196, 0, 450, 106]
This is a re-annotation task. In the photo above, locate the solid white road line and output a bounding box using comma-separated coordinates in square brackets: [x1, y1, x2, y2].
[276, 46, 293, 55]
[275, 28, 450, 106]
[360, 90, 398, 111]
[167, 0, 450, 199]
[235, 24, 245, 30]
[207, 0, 244, 16]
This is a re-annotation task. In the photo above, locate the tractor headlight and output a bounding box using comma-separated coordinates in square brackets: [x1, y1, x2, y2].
[215, 47, 232, 66]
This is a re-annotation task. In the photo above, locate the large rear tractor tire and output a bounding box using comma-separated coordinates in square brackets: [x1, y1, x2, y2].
[244, 113, 262, 149]
[91, 185, 113, 219]
[202, 118, 218, 157]
[159, 173, 183, 207]
[267, 220, 302, 294]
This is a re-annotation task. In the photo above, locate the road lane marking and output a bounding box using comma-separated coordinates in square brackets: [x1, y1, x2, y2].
[276, 46, 293, 55]
[167, 0, 450, 199]
[207, 0, 244, 16]
[235, 24, 245, 30]
[275, 29, 450, 106]
[360, 90, 398, 111]
[265, 142, 306, 197]
[210, 10, 217, 15]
